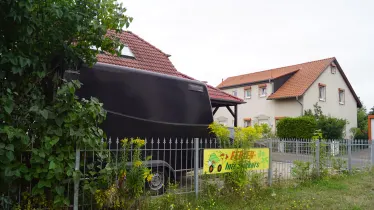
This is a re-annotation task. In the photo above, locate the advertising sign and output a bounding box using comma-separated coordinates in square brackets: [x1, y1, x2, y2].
[203, 148, 269, 174]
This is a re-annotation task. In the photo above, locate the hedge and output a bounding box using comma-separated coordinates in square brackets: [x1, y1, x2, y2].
[276, 116, 317, 139]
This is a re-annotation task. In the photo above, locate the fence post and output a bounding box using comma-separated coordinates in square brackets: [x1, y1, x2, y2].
[348, 139, 352, 173]
[315, 139, 320, 177]
[267, 139, 273, 186]
[73, 146, 80, 210]
[371, 140, 374, 166]
[194, 138, 199, 199]
[296, 139, 300, 155]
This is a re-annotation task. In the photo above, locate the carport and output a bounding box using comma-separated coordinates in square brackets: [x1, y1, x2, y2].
[210, 98, 245, 127]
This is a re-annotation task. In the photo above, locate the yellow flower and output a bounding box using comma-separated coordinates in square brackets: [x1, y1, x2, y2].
[121, 138, 129, 146]
[146, 174, 153, 182]
[132, 138, 145, 146]
[134, 161, 142, 167]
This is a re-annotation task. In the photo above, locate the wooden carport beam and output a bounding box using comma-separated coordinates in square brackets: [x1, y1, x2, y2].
[225, 105, 238, 127]
[212, 107, 219, 116]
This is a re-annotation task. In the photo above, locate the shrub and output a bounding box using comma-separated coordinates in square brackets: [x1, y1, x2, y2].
[276, 116, 317, 139]
[89, 138, 153, 209]
[305, 103, 347, 139]
[291, 161, 312, 181]
[317, 116, 347, 139]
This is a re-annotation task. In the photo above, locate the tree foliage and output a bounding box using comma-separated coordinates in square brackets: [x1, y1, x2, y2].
[355, 100, 368, 139]
[0, 0, 132, 208]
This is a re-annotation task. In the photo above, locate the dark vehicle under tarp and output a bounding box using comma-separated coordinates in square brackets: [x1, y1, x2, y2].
[65, 63, 215, 193]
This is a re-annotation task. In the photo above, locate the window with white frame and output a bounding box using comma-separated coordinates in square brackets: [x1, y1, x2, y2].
[244, 88, 251, 99]
[259, 86, 267, 97]
[339, 89, 345, 104]
[232, 90, 237, 97]
[319, 84, 326, 101]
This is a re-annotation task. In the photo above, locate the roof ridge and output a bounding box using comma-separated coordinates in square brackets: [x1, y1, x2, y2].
[225, 57, 336, 80]
[125, 31, 169, 57]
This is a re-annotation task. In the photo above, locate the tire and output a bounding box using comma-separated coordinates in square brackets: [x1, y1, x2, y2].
[217, 164, 222, 172]
[147, 167, 168, 195]
[209, 165, 214, 173]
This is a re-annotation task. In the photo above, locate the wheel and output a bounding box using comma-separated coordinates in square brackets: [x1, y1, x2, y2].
[147, 167, 168, 195]
[217, 164, 222, 172]
[209, 165, 214, 173]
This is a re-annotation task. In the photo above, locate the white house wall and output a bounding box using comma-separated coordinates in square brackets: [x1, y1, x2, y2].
[302, 65, 358, 137]
[214, 82, 301, 130]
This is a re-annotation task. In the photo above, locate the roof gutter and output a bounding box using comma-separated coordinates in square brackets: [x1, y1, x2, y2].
[296, 96, 303, 116]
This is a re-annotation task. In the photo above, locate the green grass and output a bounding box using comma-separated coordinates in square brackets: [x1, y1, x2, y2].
[148, 170, 374, 210]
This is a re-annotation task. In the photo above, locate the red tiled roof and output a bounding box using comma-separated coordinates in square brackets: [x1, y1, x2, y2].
[267, 58, 335, 99]
[217, 68, 300, 88]
[97, 31, 243, 104]
[217, 57, 361, 107]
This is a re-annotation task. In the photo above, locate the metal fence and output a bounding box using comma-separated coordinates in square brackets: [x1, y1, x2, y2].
[4, 137, 374, 209]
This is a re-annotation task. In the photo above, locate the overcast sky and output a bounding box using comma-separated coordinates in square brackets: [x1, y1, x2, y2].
[123, 0, 374, 110]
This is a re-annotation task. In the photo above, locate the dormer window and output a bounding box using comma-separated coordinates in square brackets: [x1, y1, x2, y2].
[119, 45, 135, 58]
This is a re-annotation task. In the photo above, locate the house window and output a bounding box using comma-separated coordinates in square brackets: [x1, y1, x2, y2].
[331, 63, 337, 74]
[259, 86, 267, 97]
[319, 83, 326, 101]
[244, 118, 251, 127]
[331, 67, 337, 74]
[244, 88, 251, 99]
[232, 90, 237, 97]
[339, 89, 345, 104]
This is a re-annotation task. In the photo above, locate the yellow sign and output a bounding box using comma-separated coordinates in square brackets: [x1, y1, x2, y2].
[203, 148, 269, 174]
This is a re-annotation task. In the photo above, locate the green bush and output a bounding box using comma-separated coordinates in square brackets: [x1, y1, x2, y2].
[276, 116, 317, 139]
[317, 116, 347, 139]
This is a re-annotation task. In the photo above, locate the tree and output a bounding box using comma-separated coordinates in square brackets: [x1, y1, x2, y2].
[368, 106, 374, 115]
[355, 100, 368, 139]
[0, 0, 132, 208]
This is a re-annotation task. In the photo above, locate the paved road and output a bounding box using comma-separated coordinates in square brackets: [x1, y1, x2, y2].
[272, 151, 371, 168]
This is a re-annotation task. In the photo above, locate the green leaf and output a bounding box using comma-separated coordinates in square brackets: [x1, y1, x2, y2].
[4, 103, 13, 114]
[54, 128, 62, 136]
[25, 174, 32, 181]
[29, 105, 39, 112]
[49, 161, 56, 169]
[55, 117, 63, 127]
[0, 143, 5, 149]
[27, 26, 33, 35]
[56, 186, 64, 196]
[5, 144, 14, 151]
[50, 137, 59, 146]
[6, 151, 14, 161]
[11, 66, 22, 74]
[15, 169, 21, 177]
[39, 109, 48, 119]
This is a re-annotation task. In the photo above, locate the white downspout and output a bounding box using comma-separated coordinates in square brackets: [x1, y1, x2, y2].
[296, 96, 303, 116]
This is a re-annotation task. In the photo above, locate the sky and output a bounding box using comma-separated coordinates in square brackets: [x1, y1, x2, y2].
[122, 0, 374, 110]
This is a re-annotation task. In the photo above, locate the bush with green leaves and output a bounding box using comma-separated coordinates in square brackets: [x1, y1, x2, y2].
[276, 116, 317, 139]
[92, 138, 153, 209]
[0, 0, 132, 208]
[304, 103, 347, 139]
